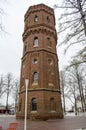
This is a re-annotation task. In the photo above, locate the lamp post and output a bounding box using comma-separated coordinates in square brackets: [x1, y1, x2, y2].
[24, 79, 29, 130]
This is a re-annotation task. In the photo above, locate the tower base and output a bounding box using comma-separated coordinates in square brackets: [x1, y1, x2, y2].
[16, 112, 63, 121]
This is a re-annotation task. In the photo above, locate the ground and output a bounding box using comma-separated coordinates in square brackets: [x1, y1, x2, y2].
[0, 113, 86, 130]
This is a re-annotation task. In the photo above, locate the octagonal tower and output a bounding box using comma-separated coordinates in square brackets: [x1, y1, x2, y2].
[16, 4, 63, 120]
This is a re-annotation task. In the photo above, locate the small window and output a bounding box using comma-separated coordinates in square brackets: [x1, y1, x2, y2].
[33, 72, 38, 83]
[34, 15, 38, 22]
[19, 99, 22, 112]
[33, 59, 38, 64]
[50, 98, 56, 111]
[47, 37, 50, 41]
[47, 37, 52, 47]
[47, 16, 50, 23]
[48, 59, 53, 65]
[34, 37, 38, 47]
[31, 98, 37, 111]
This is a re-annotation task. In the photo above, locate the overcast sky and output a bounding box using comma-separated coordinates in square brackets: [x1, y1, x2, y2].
[0, 0, 75, 78]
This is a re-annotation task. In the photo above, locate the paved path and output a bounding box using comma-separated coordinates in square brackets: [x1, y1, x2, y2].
[0, 115, 86, 130]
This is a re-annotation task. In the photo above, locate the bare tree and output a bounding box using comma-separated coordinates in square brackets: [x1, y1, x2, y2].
[65, 71, 79, 115]
[0, 73, 20, 113]
[66, 59, 86, 113]
[0, 0, 7, 33]
[12, 79, 19, 112]
[60, 71, 66, 115]
[0, 75, 4, 98]
[54, 0, 86, 61]
[4, 73, 14, 112]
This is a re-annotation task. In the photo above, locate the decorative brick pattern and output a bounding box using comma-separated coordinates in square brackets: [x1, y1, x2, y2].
[16, 3, 63, 120]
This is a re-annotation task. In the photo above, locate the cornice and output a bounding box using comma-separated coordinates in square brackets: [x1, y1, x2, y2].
[19, 88, 61, 94]
[22, 24, 57, 42]
[25, 4, 54, 21]
[23, 23, 55, 35]
[22, 49, 57, 60]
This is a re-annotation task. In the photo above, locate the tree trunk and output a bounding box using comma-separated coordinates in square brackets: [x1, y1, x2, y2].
[77, 0, 86, 36]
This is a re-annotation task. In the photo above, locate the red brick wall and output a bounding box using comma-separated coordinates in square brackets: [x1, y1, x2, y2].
[16, 4, 63, 120]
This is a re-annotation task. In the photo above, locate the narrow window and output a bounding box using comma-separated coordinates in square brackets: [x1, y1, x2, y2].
[48, 59, 53, 65]
[19, 99, 22, 112]
[34, 37, 38, 47]
[50, 98, 55, 111]
[33, 59, 38, 64]
[47, 16, 50, 23]
[31, 98, 37, 111]
[34, 15, 38, 22]
[47, 37, 52, 47]
[33, 72, 38, 83]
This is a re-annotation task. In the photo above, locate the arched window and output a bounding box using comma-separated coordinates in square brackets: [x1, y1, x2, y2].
[50, 98, 56, 111]
[47, 16, 50, 23]
[47, 37, 52, 47]
[33, 58, 38, 64]
[34, 15, 38, 22]
[31, 98, 37, 111]
[33, 37, 38, 47]
[19, 99, 22, 112]
[48, 59, 53, 65]
[33, 72, 38, 83]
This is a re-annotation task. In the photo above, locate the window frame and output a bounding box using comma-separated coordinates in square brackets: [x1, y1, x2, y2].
[33, 58, 38, 64]
[34, 15, 38, 22]
[33, 37, 38, 47]
[33, 72, 38, 83]
[31, 98, 37, 111]
[47, 16, 50, 23]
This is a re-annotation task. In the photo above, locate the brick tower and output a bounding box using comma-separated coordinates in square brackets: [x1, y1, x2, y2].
[16, 4, 63, 120]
